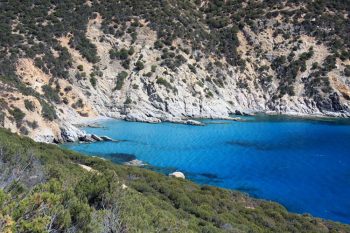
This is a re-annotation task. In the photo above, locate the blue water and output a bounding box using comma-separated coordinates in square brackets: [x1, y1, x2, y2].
[64, 115, 350, 223]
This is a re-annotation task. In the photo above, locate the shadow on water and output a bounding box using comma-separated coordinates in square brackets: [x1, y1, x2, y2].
[225, 138, 313, 151]
[107, 153, 137, 163]
[234, 186, 260, 198]
[235, 114, 350, 126]
[330, 210, 350, 220]
[226, 130, 350, 151]
[227, 140, 280, 151]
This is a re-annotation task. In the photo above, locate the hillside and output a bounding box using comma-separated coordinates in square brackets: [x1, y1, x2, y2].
[0, 128, 350, 232]
[0, 0, 349, 142]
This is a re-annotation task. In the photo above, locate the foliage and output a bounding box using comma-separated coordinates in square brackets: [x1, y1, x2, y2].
[9, 107, 25, 127]
[40, 100, 57, 121]
[42, 85, 61, 104]
[115, 71, 128, 91]
[70, 33, 100, 63]
[24, 99, 35, 112]
[135, 60, 144, 71]
[90, 76, 97, 88]
[156, 77, 178, 94]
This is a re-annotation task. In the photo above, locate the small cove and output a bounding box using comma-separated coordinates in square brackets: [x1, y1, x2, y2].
[63, 115, 350, 223]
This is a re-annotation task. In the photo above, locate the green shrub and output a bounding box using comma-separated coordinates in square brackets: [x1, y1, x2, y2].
[40, 100, 57, 121]
[115, 71, 128, 90]
[42, 85, 61, 104]
[135, 61, 144, 71]
[70, 34, 100, 63]
[151, 65, 157, 73]
[156, 77, 171, 88]
[24, 99, 35, 112]
[90, 76, 97, 88]
[9, 107, 25, 126]
[77, 65, 84, 71]
[188, 64, 197, 73]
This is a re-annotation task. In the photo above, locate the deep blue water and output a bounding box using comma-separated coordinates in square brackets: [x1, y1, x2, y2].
[63, 115, 350, 223]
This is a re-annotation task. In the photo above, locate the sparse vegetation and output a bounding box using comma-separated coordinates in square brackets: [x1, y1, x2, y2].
[0, 0, 349, 121]
[42, 85, 61, 104]
[40, 100, 57, 121]
[9, 107, 25, 126]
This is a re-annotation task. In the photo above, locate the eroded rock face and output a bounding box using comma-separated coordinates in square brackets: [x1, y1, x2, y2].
[1, 6, 350, 142]
[60, 124, 86, 143]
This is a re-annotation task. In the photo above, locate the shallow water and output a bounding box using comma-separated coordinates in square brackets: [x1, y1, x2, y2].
[63, 115, 350, 223]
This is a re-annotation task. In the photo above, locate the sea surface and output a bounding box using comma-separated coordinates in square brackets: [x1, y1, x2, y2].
[63, 115, 350, 223]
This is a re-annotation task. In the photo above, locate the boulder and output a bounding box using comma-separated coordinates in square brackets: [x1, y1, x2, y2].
[169, 171, 185, 179]
[79, 135, 95, 143]
[60, 124, 85, 142]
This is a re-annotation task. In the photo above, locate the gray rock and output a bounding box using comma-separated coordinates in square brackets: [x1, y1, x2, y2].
[60, 124, 85, 142]
[79, 134, 95, 143]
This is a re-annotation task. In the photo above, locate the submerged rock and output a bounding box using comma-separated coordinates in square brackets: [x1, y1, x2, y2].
[110, 153, 137, 163]
[169, 171, 185, 179]
[124, 159, 146, 166]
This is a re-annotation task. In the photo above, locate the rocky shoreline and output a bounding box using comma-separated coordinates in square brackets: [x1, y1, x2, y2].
[56, 110, 350, 144]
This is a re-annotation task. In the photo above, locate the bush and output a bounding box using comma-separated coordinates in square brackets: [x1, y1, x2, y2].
[72, 99, 84, 109]
[40, 101, 56, 121]
[90, 76, 97, 88]
[77, 65, 84, 71]
[156, 77, 177, 93]
[9, 107, 25, 126]
[135, 61, 144, 71]
[188, 64, 197, 73]
[42, 85, 61, 104]
[344, 65, 350, 77]
[24, 99, 35, 112]
[70, 34, 100, 63]
[115, 71, 128, 90]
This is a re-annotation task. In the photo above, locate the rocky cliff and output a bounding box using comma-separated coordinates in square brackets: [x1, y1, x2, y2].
[0, 0, 349, 142]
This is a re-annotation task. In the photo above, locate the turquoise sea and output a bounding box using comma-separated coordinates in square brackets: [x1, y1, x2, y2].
[63, 115, 350, 223]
